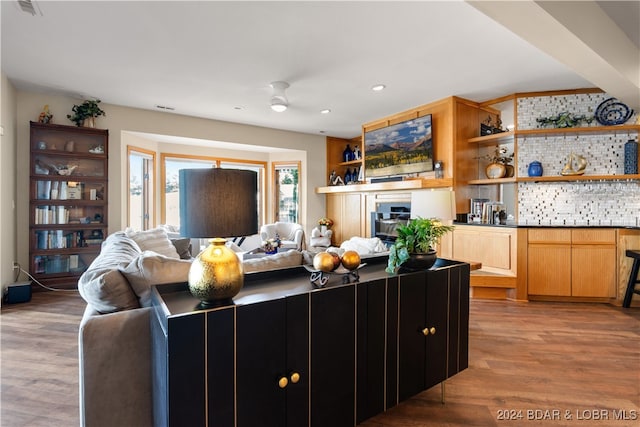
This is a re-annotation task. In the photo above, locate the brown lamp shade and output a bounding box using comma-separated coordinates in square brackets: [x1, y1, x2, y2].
[179, 168, 258, 238]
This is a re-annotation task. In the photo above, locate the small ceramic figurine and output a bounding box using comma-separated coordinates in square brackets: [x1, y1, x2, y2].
[329, 170, 344, 186]
[561, 152, 586, 176]
[353, 145, 361, 160]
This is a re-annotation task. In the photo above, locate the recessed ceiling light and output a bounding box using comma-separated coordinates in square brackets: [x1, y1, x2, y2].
[319, 130, 326, 134]
[320, 109, 331, 114]
[371, 84, 386, 91]
[234, 106, 243, 110]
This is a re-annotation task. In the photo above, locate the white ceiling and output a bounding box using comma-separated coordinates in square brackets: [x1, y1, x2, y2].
[2, 1, 639, 139]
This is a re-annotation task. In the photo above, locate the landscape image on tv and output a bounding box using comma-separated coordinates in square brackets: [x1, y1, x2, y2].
[364, 114, 433, 178]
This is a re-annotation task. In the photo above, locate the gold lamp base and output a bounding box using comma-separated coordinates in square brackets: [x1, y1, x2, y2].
[188, 238, 243, 305]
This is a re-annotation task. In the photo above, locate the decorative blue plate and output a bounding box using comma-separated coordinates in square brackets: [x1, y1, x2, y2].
[595, 98, 634, 125]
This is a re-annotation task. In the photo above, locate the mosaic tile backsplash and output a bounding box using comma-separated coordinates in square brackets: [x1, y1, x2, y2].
[518, 181, 640, 226]
[515, 92, 639, 226]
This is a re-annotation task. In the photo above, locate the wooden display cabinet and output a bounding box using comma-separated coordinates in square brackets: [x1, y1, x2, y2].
[29, 121, 108, 288]
[326, 136, 363, 186]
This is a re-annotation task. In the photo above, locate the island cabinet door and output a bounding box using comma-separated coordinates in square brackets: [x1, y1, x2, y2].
[423, 269, 449, 391]
[397, 270, 449, 401]
[310, 285, 356, 427]
[356, 278, 387, 424]
[397, 271, 427, 402]
[447, 263, 470, 378]
[236, 294, 310, 427]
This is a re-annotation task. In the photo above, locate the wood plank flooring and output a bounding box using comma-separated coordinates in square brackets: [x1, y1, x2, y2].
[1, 291, 639, 426]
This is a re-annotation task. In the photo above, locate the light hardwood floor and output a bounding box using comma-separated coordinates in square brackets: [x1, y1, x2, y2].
[1, 290, 639, 426]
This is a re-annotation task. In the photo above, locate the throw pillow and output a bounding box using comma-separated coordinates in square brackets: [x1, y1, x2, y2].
[125, 227, 180, 259]
[77, 231, 141, 313]
[120, 251, 192, 307]
[171, 238, 192, 259]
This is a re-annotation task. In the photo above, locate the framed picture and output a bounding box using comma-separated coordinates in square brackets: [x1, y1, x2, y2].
[364, 114, 433, 179]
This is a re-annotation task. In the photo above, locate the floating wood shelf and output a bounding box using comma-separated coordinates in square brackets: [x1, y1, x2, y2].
[468, 177, 517, 185]
[468, 125, 640, 144]
[518, 174, 640, 183]
[315, 177, 454, 194]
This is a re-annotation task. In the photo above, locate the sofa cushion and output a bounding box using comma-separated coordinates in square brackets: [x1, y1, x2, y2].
[120, 251, 192, 307]
[78, 232, 141, 313]
[125, 227, 180, 259]
[170, 238, 192, 259]
[243, 250, 303, 273]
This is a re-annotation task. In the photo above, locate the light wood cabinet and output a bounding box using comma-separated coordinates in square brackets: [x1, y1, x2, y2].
[527, 228, 616, 298]
[326, 136, 363, 186]
[326, 193, 365, 245]
[571, 229, 616, 298]
[452, 226, 514, 272]
[527, 229, 572, 296]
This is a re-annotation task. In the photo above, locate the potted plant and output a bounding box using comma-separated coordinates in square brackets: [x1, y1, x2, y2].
[67, 99, 106, 127]
[385, 217, 454, 273]
[261, 234, 282, 255]
[318, 217, 334, 233]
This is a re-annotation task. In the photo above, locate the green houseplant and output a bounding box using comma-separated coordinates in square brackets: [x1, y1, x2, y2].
[385, 217, 454, 273]
[67, 99, 106, 127]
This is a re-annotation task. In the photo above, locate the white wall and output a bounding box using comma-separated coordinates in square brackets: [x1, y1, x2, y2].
[1, 73, 17, 297]
[14, 90, 327, 273]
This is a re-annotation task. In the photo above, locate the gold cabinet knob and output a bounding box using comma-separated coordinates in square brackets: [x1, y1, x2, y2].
[422, 328, 430, 336]
[430, 327, 436, 335]
[278, 376, 288, 389]
[290, 372, 300, 384]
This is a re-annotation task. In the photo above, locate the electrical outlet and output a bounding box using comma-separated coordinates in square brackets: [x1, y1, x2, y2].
[13, 262, 19, 271]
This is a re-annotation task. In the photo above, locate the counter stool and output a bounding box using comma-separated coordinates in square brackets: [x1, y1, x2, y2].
[623, 250, 640, 308]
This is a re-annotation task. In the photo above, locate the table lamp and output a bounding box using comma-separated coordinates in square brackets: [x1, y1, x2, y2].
[410, 189, 456, 224]
[179, 168, 258, 305]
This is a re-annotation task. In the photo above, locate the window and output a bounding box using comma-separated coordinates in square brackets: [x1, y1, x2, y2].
[161, 155, 216, 227]
[161, 155, 267, 229]
[127, 147, 155, 230]
[273, 162, 300, 223]
[220, 160, 266, 225]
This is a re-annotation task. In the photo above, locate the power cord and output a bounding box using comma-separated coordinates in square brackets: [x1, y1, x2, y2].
[13, 262, 81, 294]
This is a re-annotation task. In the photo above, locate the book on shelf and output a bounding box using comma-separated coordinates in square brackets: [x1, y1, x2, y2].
[35, 206, 70, 225]
[59, 182, 68, 200]
[50, 181, 59, 200]
[36, 181, 51, 200]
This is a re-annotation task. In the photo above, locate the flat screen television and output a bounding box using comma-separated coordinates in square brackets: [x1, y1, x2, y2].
[364, 114, 433, 179]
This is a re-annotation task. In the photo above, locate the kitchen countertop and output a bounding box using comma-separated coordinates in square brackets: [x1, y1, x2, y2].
[454, 221, 640, 229]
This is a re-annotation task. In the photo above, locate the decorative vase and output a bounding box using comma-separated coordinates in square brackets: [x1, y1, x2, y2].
[264, 248, 277, 255]
[343, 144, 353, 162]
[504, 164, 515, 177]
[83, 117, 96, 128]
[321, 225, 328, 234]
[624, 140, 638, 174]
[400, 249, 438, 271]
[485, 163, 506, 179]
[344, 168, 352, 184]
[188, 238, 244, 305]
[528, 161, 543, 177]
